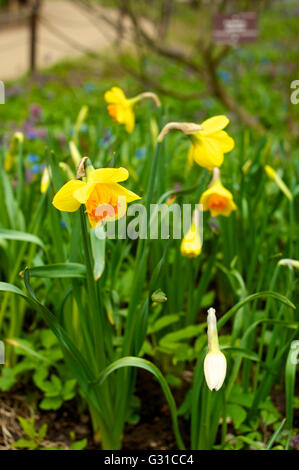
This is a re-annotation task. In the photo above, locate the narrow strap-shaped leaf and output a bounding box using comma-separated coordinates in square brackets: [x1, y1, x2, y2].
[25, 263, 86, 279]
[218, 291, 295, 329]
[265, 418, 286, 450]
[0, 228, 45, 250]
[90, 356, 186, 450]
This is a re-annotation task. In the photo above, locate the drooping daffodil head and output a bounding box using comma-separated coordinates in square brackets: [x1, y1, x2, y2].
[52, 158, 141, 228]
[200, 174, 237, 218]
[158, 115, 234, 171]
[104, 87, 161, 134]
[204, 308, 227, 391]
[180, 208, 202, 258]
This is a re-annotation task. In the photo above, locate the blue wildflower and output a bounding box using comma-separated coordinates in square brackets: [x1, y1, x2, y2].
[135, 148, 146, 159]
[27, 153, 40, 163]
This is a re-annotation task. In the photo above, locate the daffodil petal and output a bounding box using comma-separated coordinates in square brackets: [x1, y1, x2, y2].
[211, 130, 235, 153]
[105, 182, 141, 203]
[89, 167, 129, 184]
[52, 180, 86, 212]
[200, 115, 229, 134]
[124, 108, 135, 133]
[104, 87, 127, 104]
[73, 182, 96, 204]
[192, 138, 224, 170]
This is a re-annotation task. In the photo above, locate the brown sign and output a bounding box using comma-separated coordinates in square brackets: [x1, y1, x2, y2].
[212, 12, 258, 45]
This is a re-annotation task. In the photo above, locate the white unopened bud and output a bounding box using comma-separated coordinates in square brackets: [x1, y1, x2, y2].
[204, 308, 226, 391]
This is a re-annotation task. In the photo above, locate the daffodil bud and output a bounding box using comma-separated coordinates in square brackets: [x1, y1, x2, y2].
[4, 131, 24, 171]
[264, 165, 293, 202]
[40, 166, 51, 194]
[73, 105, 88, 140]
[204, 308, 226, 391]
[180, 208, 202, 258]
[69, 140, 82, 168]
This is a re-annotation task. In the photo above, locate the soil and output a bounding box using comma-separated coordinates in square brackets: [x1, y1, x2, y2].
[0, 369, 189, 450]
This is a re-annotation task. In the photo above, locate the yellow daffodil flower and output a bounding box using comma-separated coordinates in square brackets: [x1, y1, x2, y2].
[204, 308, 226, 391]
[200, 176, 237, 218]
[53, 161, 140, 228]
[188, 116, 234, 170]
[158, 116, 234, 170]
[180, 209, 202, 258]
[104, 87, 161, 134]
[264, 165, 293, 202]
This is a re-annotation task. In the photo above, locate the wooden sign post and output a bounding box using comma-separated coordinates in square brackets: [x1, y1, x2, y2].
[212, 12, 258, 46]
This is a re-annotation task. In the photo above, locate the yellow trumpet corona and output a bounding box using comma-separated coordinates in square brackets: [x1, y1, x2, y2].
[200, 173, 237, 217]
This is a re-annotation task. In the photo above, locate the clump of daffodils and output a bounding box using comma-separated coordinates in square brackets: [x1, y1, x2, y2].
[204, 308, 226, 391]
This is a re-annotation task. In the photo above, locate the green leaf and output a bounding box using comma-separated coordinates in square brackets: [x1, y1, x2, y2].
[39, 396, 63, 410]
[226, 404, 247, 429]
[37, 423, 48, 441]
[148, 314, 180, 333]
[7, 338, 47, 362]
[91, 356, 185, 450]
[0, 229, 45, 249]
[265, 419, 286, 450]
[0, 367, 17, 391]
[160, 324, 206, 345]
[18, 416, 36, 439]
[218, 291, 296, 329]
[62, 379, 77, 400]
[69, 438, 87, 450]
[221, 346, 260, 362]
[26, 263, 86, 279]
[12, 438, 37, 450]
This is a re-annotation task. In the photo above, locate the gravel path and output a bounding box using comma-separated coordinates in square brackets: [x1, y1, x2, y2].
[0, 1, 122, 81]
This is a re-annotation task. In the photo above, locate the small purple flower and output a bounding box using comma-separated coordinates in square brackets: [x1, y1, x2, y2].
[24, 122, 47, 140]
[29, 104, 42, 122]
